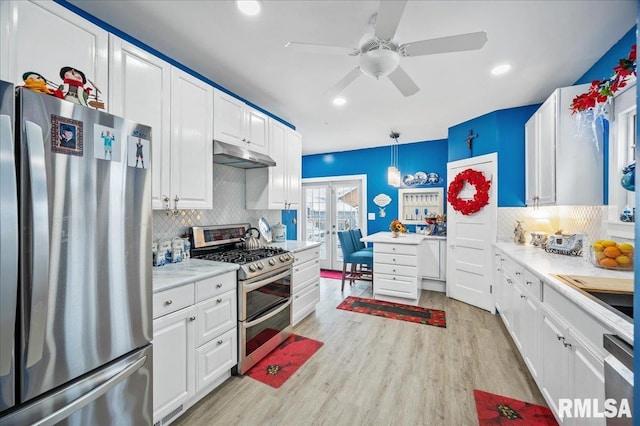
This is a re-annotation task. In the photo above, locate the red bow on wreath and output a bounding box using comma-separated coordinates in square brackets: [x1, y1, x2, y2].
[447, 169, 491, 215]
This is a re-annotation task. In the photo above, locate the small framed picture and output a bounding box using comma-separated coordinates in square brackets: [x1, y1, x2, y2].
[94, 124, 121, 161]
[51, 115, 83, 156]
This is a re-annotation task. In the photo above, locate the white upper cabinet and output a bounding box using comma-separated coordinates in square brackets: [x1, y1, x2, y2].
[1, 1, 108, 109]
[525, 83, 604, 207]
[246, 119, 302, 210]
[213, 89, 268, 154]
[170, 68, 214, 210]
[109, 36, 171, 210]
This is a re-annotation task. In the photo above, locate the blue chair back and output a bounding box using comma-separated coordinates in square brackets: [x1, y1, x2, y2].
[337, 230, 356, 261]
[350, 229, 365, 250]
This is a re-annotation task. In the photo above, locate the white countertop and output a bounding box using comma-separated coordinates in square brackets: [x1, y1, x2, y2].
[494, 241, 633, 345]
[269, 240, 321, 253]
[152, 259, 239, 293]
[361, 231, 446, 245]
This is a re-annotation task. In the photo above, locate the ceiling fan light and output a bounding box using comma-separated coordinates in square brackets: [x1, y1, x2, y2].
[236, 0, 261, 16]
[359, 49, 400, 80]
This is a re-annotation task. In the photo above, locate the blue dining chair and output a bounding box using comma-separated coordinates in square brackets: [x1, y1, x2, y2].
[337, 230, 373, 292]
[350, 228, 373, 252]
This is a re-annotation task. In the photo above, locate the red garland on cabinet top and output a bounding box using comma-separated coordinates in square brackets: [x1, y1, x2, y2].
[447, 168, 491, 215]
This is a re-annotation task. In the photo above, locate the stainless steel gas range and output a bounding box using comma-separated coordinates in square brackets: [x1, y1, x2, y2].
[190, 224, 294, 374]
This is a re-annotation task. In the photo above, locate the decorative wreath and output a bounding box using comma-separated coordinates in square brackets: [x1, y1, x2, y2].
[447, 168, 491, 215]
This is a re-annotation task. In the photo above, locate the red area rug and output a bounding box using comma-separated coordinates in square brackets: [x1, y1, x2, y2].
[336, 296, 446, 328]
[245, 334, 324, 388]
[320, 269, 343, 280]
[474, 389, 558, 425]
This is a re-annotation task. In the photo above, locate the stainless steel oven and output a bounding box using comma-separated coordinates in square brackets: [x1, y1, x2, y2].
[238, 266, 293, 374]
[190, 224, 295, 375]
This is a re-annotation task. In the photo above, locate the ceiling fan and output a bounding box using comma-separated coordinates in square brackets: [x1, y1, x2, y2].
[285, 0, 488, 97]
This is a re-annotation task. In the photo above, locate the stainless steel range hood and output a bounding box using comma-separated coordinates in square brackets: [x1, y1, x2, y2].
[213, 140, 276, 169]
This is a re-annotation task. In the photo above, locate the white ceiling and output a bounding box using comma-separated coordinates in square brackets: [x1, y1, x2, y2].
[69, 0, 636, 155]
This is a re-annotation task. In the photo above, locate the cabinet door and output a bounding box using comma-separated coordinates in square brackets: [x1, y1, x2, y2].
[510, 282, 525, 352]
[522, 293, 541, 381]
[499, 272, 513, 330]
[374, 274, 418, 300]
[1, 1, 108, 106]
[420, 240, 440, 279]
[195, 290, 237, 347]
[293, 257, 320, 292]
[245, 107, 268, 154]
[213, 89, 245, 146]
[524, 116, 537, 206]
[195, 327, 237, 393]
[153, 307, 195, 423]
[536, 93, 556, 205]
[268, 119, 287, 208]
[285, 129, 302, 209]
[540, 307, 569, 421]
[109, 36, 171, 210]
[170, 68, 214, 209]
[567, 330, 606, 426]
[293, 280, 320, 326]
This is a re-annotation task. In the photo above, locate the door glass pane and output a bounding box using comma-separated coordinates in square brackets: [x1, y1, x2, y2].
[334, 184, 360, 263]
[304, 186, 327, 261]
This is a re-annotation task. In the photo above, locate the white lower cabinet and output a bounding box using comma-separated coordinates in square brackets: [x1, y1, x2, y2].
[153, 272, 237, 426]
[373, 242, 420, 305]
[494, 249, 609, 426]
[292, 246, 320, 326]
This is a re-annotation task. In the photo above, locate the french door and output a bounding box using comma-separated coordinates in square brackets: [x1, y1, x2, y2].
[302, 176, 367, 271]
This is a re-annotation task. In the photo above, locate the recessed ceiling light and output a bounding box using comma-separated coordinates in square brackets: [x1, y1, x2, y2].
[236, 0, 261, 16]
[332, 97, 347, 106]
[491, 64, 512, 76]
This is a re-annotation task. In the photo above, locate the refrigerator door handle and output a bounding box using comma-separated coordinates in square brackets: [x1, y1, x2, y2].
[31, 355, 147, 426]
[0, 114, 18, 376]
[24, 121, 50, 368]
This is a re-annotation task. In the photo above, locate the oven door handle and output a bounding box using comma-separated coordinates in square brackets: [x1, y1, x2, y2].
[243, 268, 292, 292]
[244, 299, 291, 328]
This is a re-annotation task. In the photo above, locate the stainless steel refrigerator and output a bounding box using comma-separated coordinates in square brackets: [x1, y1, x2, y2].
[0, 82, 153, 425]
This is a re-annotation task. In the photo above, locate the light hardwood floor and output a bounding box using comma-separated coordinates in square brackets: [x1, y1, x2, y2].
[174, 277, 546, 426]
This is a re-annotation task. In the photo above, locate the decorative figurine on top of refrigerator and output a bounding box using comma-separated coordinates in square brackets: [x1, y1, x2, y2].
[53, 66, 92, 106]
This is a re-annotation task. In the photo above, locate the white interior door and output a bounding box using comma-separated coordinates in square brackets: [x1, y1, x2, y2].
[446, 153, 497, 312]
[302, 176, 367, 271]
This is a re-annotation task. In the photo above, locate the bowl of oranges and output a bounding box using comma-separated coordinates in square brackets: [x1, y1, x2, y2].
[590, 240, 634, 270]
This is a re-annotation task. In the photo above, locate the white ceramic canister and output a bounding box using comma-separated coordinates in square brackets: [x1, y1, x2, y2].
[273, 223, 286, 242]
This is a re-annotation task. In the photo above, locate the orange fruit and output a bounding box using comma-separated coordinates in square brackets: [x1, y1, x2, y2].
[603, 246, 621, 258]
[599, 258, 618, 268]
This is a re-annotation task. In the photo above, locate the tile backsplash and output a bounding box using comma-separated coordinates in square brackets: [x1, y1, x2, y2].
[152, 164, 281, 241]
[497, 205, 633, 245]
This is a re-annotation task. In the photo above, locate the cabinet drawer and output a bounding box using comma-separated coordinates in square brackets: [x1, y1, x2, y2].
[293, 257, 320, 290]
[293, 280, 320, 326]
[374, 274, 418, 299]
[374, 243, 417, 256]
[293, 246, 320, 265]
[153, 284, 195, 319]
[195, 289, 237, 347]
[195, 327, 237, 393]
[374, 263, 417, 278]
[523, 269, 542, 301]
[195, 272, 236, 302]
[376, 253, 417, 267]
[502, 255, 524, 283]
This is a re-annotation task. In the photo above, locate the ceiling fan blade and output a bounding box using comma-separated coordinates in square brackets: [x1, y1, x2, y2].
[285, 41, 359, 56]
[326, 67, 363, 98]
[374, 0, 408, 41]
[387, 65, 419, 97]
[401, 31, 488, 57]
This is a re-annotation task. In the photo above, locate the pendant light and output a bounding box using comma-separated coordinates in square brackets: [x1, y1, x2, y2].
[387, 131, 401, 187]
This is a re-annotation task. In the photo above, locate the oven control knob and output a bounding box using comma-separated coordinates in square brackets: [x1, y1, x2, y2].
[268, 258, 276, 266]
[279, 255, 285, 262]
[248, 264, 257, 272]
[257, 261, 264, 270]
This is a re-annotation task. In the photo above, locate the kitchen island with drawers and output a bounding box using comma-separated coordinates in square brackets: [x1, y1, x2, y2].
[361, 232, 447, 306]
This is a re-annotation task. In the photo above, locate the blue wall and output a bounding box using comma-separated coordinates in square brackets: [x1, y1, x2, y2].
[448, 105, 539, 206]
[575, 26, 636, 85]
[302, 139, 448, 234]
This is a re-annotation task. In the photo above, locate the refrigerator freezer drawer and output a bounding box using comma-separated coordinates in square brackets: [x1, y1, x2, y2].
[0, 345, 152, 426]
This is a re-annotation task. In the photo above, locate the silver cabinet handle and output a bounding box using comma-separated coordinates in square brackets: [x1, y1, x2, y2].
[506, 278, 512, 284]
[189, 316, 196, 322]
[520, 295, 526, 299]
[0, 113, 18, 376]
[216, 283, 223, 288]
[526, 281, 532, 285]
[32, 355, 147, 426]
[164, 300, 173, 306]
[25, 121, 50, 368]
[563, 342, 572, 348]
[216, 298, 223, 303]
[217, 340, 224, 345]
[515, 272, 521, 276]
[557, 335, 565, 341]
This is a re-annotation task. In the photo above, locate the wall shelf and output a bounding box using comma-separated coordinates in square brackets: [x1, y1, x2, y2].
[398, 188, 444, 225]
